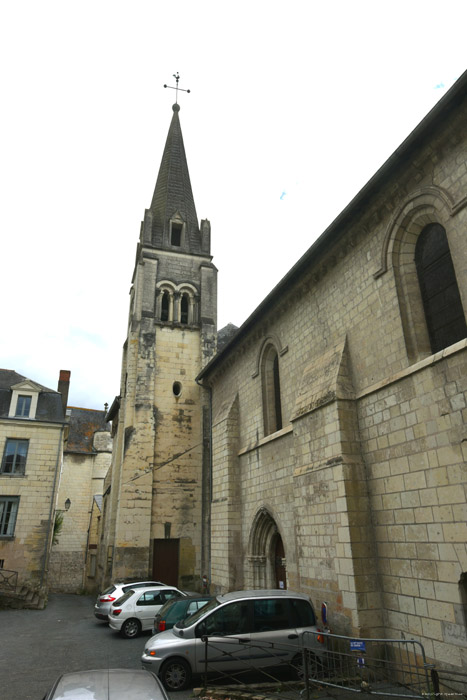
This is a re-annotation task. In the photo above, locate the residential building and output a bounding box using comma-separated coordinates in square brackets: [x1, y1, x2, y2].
[0, 369, 68, 599]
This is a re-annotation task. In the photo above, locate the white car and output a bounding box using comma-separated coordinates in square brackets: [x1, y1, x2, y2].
[94, 580, 166, 620]
[108, 585, 185, 638]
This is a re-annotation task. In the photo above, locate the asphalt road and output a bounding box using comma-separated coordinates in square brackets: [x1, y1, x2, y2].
[0, 593, 193, 700]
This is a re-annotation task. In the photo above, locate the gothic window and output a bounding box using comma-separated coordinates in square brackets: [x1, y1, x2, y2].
[261, 344, 282, 436]
[415, 223, 466, 354]
[161, 291, 170, 322]
[180, 294, 189, 324]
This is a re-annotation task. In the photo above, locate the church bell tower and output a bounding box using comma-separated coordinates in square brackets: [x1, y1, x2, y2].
[105, 101, 217, 589]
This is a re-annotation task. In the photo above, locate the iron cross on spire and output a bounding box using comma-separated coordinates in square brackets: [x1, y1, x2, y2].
[163, 72, 191, 104]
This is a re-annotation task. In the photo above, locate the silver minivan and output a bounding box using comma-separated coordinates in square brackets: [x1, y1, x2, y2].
[141, 589, 324, 690]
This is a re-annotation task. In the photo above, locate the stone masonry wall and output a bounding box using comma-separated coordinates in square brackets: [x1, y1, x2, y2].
[0, 421, 64, 588]
[207, 89, 467, 670]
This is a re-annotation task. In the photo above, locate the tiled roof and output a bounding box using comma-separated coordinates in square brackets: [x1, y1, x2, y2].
[0, 368, 64, 422]
[66, 407, 109, 454]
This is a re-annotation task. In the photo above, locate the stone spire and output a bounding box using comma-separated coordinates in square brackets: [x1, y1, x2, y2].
[149, 103, 200, 250]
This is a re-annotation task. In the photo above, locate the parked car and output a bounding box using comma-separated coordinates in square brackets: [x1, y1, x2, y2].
[42, 669, 169, 700]
[154, 595, 212, 634]
[108, 585, 185, 638]
[94, 580, 166, 620]
[141, 589, 325, 691]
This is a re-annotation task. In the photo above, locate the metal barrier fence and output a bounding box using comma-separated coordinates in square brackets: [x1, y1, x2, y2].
[201, 634, 311, 698]
[200, 631, 434, 699]
[302, 630, 432, 699]
[0, 569, 18, 591]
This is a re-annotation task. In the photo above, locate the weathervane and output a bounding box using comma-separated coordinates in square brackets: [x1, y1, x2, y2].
[164, 72, 191, 104]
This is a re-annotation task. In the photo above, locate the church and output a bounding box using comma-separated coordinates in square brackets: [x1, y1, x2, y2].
[101, 70, 467, 674]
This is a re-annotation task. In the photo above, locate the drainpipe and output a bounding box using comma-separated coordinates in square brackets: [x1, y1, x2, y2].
[196, 376, 212, 591]
[40, 424, 65, 589]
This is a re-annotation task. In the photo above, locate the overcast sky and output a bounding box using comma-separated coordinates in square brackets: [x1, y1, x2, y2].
[1, 1, 466, 409]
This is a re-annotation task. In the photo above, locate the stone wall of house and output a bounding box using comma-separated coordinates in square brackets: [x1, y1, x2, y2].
[206, 86, 467, 670]
[49, 430, 111, 593]
[0, 421, 64, 588]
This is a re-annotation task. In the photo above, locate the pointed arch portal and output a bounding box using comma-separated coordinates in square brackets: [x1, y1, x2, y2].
[248, 508, 287, 589]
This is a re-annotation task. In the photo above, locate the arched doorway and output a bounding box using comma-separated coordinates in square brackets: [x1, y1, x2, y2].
[248, 508, 287, 589]
[274, 534, 287, 589]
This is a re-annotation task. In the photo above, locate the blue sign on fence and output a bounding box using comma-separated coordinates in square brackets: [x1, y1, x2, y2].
[350, 640, 366, 652]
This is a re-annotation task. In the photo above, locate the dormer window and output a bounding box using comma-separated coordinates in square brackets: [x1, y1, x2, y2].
[171, 222, 183, 247]
[9, 382, 40, 420]
[15, 395, 31, 418]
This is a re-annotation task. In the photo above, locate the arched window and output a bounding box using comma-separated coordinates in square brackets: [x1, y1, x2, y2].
[261, 344, 282, 436]
[415, 223, 466, 354]
[180, 294, 189, 324]
[161, 291, 169, 322]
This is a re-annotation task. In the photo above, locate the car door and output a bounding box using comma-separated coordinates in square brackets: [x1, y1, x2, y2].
[194, 600, 252, 675]
[249, 598, 299, 669]
[134, 590, 166, 630]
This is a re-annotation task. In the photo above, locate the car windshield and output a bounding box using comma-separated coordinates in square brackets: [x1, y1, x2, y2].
[176, 597, 220, 629]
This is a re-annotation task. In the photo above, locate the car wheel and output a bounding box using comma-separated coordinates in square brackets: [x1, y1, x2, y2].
[160, 658, 192, 691]
[292, 650, 324, 681]
[121, 618, 141, 639]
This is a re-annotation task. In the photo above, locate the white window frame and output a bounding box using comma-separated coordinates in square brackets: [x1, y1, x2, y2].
[0, 496, 20, 537]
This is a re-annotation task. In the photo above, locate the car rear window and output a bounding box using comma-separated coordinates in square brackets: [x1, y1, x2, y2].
[101, 585, 116, 595]
[165, 600, 189, 623]
[114, 590, 134, 606]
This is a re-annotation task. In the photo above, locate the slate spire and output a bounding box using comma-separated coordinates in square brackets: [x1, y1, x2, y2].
[149, 103, 200, 248]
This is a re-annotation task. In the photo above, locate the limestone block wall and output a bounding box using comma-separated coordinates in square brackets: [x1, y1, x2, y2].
[49, 439, 111, 593]
[151, 325, 204, 588]
[357, 344, 467, 669]
[206, 87, 467, 671]
[0, 421, 64, 588]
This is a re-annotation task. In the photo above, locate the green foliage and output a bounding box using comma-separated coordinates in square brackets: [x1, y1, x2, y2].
[53, 510, 64, 545]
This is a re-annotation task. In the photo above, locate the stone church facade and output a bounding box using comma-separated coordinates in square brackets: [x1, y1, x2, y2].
[198, 72, 467, 671]
[101, 103, 217, 591]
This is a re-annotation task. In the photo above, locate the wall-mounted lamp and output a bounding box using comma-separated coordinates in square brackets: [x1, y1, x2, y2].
[64, 498, 71, 511]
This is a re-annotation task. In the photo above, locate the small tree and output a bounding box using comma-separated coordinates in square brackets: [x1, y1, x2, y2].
[53, 510, 64, 545]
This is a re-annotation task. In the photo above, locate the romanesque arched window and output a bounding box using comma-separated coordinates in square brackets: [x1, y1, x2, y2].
[161, 291, 170, 322]
[261, 344, 282, 436]
[180, 294, 189, 324]
[381, 189, 466, 362]
[415, 223, 466, 354]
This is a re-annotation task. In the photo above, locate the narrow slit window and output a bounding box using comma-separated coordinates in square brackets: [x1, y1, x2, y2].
[180, 294, 189, 324]
[262, 345, 283, 436]
[161, 291, 169, 322]
[171, 223, 183, 247]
